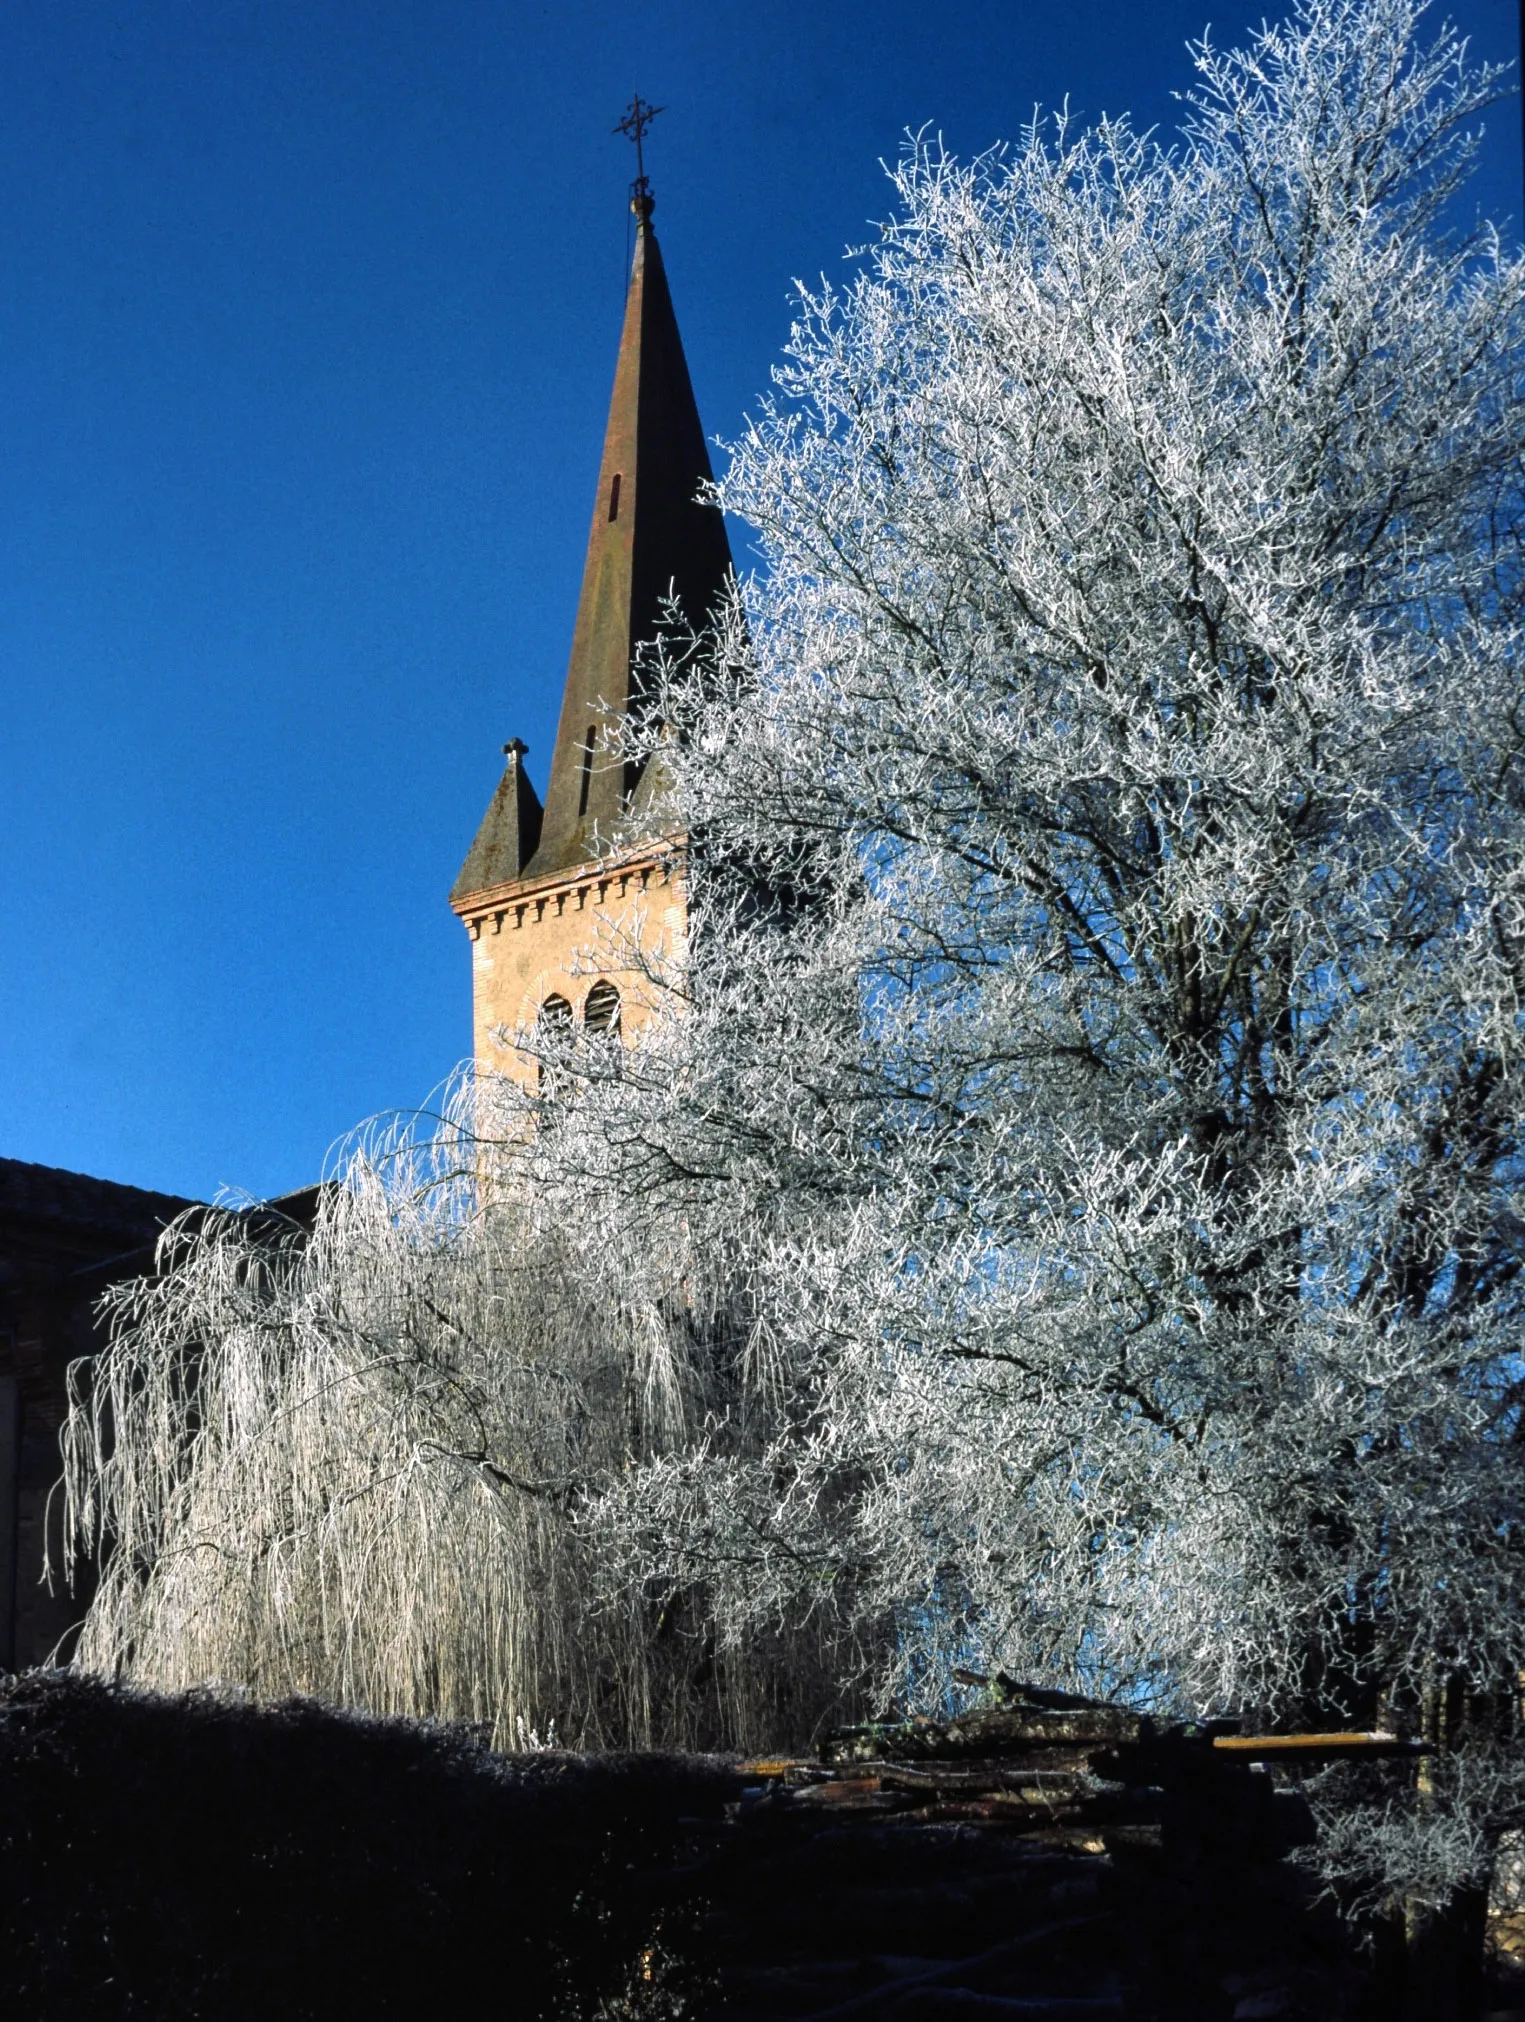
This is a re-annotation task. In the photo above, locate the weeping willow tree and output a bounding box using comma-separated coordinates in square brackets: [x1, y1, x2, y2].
[59, 1082, 868, 1750]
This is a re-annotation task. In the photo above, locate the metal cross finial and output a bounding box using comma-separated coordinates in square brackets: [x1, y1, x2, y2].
[613, 93, 663, 203]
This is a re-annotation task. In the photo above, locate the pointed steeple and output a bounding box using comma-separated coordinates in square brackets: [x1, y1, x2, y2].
[522, 190, 733, 879]
[451, 159, 720, 1077]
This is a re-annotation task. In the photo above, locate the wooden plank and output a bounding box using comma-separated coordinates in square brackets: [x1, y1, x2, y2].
[1210, 1731, 1425, 1757]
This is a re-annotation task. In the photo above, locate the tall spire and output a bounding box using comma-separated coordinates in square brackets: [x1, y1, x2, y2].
[451, 137, 727, 1078]
[521, 165, 733, 879]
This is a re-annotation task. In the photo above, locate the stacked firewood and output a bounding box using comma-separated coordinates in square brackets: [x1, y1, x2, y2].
[669, 1686, 1423, 2020]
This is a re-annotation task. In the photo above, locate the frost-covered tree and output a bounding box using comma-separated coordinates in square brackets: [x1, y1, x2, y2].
[60, 1096, 862, 1750]
[506, 0, 1525, 1918]
[63, 0, 1525, 1949]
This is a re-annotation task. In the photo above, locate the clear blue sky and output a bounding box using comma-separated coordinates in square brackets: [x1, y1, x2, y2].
[2, 0, 1520, 1202]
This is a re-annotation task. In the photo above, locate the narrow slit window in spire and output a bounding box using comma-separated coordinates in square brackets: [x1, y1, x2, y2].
[577, 727, 596, 817]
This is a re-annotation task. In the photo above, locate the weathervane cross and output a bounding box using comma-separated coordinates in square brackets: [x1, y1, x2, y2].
[613, 92, 663, 199]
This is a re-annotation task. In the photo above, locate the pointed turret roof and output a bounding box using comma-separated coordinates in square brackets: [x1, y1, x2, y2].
[524, 192, 733, 880]
[450, 740, 543, 901]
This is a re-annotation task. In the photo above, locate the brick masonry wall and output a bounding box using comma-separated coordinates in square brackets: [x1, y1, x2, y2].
[461, 847, 686, 1085]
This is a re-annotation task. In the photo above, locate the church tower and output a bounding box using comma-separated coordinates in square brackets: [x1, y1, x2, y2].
[450, 141, 732, 1080]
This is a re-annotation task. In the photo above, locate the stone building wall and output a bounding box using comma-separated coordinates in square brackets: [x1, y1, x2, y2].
[461, 844, 686, 1086]
[0, 1159, 196, 1671]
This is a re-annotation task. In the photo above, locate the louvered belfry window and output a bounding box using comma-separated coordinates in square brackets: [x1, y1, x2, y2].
[583, 981, 621, 1038]
[537, 994, 574, 1099]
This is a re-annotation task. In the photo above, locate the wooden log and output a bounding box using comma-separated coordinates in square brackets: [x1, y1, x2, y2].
[1210, 1731, 1427, 1760]
[823, 1707, 1141, 1763]
[788, 1782, 915, 1812]
[876, 1765, 1091, 1800]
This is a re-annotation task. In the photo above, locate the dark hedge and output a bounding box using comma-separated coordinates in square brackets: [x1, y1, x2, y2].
[0, 1670, 734, 2020]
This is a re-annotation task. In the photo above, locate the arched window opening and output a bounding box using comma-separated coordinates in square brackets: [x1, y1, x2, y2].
[583, 980, 621, 1039]
[537, 993, 573, 1100]
[577, 727, 596, 817]
[607, 472, 622, 521]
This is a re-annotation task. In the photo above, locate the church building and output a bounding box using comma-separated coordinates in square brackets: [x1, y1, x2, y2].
[450, 149, 732, 1077]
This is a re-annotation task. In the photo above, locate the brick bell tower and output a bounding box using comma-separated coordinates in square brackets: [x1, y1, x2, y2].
[450, 114, 732, 1082]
